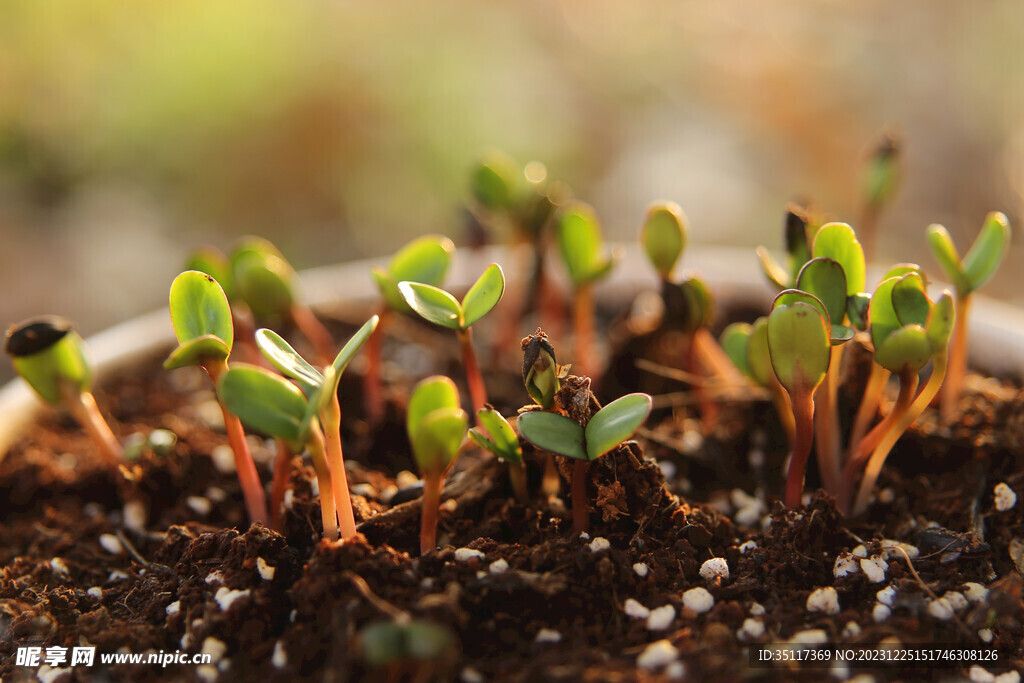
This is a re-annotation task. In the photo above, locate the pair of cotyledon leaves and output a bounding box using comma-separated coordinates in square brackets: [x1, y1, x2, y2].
[372, 235, 455, 315]
[186, 237, 299, 321]
[516, 393, 653, 462]
[926, 212, 1011, 296]
[406, 376, 468, 474]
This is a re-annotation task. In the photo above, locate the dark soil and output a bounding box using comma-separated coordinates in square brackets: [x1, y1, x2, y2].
[1, 310, 1023, 682]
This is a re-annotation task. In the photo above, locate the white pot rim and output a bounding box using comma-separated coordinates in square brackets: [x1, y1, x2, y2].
[2, 244, 1022, 457]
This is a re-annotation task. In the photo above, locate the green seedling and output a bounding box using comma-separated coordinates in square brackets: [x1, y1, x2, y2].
[185, 246, 234, 300]
[252, 316, 379, 539]
[407, 376, 469, 554]
[517, 392, 652, 533]
[841, 273, 955, 515]
[5, 316, 123, 465]
[556, 202, 618, 379]
[926, 212, 1011, 424]
[859, 133, 901, 262]
[218, 363, 339, 538]
[756, 204, 815, 291]
[641, 201, 688, 281]
[230, 237, 336, 365]
[469, 408, 528, 503]
[398, 263, 505, 416]
[366, 235, 455, 424]
[766, 293, 832, 508]
[521, 329, 569, 496]
[359, 619, 458, 680]
[164, 271, 268, 525]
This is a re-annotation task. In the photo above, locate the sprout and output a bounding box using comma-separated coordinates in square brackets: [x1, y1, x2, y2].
[246, 316, 379, 539]
[468, 408, 527, 503]
[859, 133, 901, 261]
[556, 202, 618, 378]
[366, 235, 455, 424]
[926, 212, 1011, 423]
[766, 293, 832, 508]
[469, 150, 521, 213]
[641, 201, 688, 281]
[841, 273, 955, 514]
[164, 271, 268, 525]
[230, 237, 336, 365]
[517, 392, 652, 533]
[407, 376, 469, 554]
[756, 204, 814, 290]
[399, 264, 505, 416]
[5, 316, 122, 465]
[521, 329, 569, 496]
[359, 619, 458, 679]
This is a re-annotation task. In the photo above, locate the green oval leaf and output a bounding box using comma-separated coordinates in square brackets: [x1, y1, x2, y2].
[796, 257, 848, 328]
[557, 202, 614, 287]
[720, 322, 752, 377]
[846, 292, 872, 331]
[812, 222, 865, 295]
[461, 264, 505, 329]
[410, 408, 468, 474]
[641, 201, 688, 279]
[169, 271, 234, 350]
[472, 408, 522, 465]
[680, 277, 712, 332]
[516, 410, 586, 460]
[377, 236, 456, 313]
[326, 315, 380, 392]
[746, 317, 773, 388]
[219, 364, 309, 446]
[773, 290, 831, 329]
[830, 325, 855, 345]
[926, 292, 956, 351]
[891, 273, 929, 327]
[407, 376, 461, 436]
[470, 151, 520, 210]
[398, 282, 463, 330]
[874, 325, 932, 373]
[164, 335, 232, 371]
[926, 224, 967, 292]
[767, 303, 830, 394]
[8, 326, 91, 404]
[963, 211, 1010, 292]
[585, 393, 652, 461]
[231, 250, 296, 320]
[255, 328, 324, 396]
[868, 278, 901, 351]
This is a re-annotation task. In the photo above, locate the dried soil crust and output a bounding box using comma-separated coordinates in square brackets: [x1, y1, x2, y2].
[1, 322, 1023, 681]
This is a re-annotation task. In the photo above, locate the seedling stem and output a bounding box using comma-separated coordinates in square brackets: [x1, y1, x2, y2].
[322, 392, 358, 539]
[784, 391, 815, 508]
[457, 328, 487, 416]
[62, 386, 122, 465]
[420, 470, 443, 554]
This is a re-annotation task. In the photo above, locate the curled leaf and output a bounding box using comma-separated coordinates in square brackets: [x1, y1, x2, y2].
[962, 211, 1011, 292]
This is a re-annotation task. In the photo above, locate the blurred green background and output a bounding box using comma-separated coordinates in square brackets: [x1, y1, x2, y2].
[2, 0, 1023, 358]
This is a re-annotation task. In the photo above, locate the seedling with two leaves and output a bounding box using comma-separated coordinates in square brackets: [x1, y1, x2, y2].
[927, 212, 1011, 424]
[406, 376, 469, 554]
[5, 317, 123, 465]
[521, 329, 571, 497]
[365, 235, 455, 424]
[468, 408, 527, 503]
[165, 271, 268, 525]
[517, 392, 652, 534]
[556, 202, 618, 379]
[217, 316, 379, 540]
[399, 263, 505, 416]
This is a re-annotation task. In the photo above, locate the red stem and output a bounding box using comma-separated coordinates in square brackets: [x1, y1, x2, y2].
[571, 459, 591, 534]
[458, 327, 487, 417]
[940, 294, 971, 425]
[420, 470, 443, 555]
[323, 393, 358, 540]
[270, 439, 293, 532]
[63, 388, 123, 466]
[205, 360, 269, 526]
[784, 390, 815, 508]
[307, 423, 339, 541]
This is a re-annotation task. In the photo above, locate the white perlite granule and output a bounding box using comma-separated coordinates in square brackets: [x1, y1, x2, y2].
[210, 445, 236, 474]
[737, 618, 765, 641]
[876, 585, 896, 607]
[624, 598, 650, 619]
[699, 557, 729, 581]
[87, 587, 103, 599]
[632, 562, 649, 578]
[842, 621, 861, 639]
[454, 548, 485, 562]
[872, 603, 892, 623]
[166, 601, 181, 616]
[682, 587, 715, 614]
[187, 496, 212, 516]
[645, 605, 676, 631]
[99, 534, 123, 555]
[272, 641, 287, 668]
[860, 556, 888, 583]
[534, 628, 561, 644]
[806, 587, 840, 615]
[978, 628, 994, 643]
[636, 640, 678, 670]
[738, 540, 758, 554]
[201, 637, 228, 663]
[963, 582, 989, 603]
[122, 500, 147, 532]
[50, 558, 70, 577]
[749, 602, 765, 616]
[927, 597, 955, 621]
[943, 591, 968, 611]
[489, 559, 509, 575]
[257, 557, 276, 581]
[834, 553, 859, 578]
[215, 587, 251, 612]
[994, 482, 1017, 512]
[588, 537, 611, 553]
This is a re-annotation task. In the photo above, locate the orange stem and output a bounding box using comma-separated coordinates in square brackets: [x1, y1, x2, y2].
[420, 470, 443, 555]
[307, 423, 339, 541]
[63, 388, 122, 466]
[458, 327, 488, 417]
[784, 390, 815, 508]
[322, 393, 357, 540]
[847, 363, 890, 456]
[940, 294, 971, 425]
